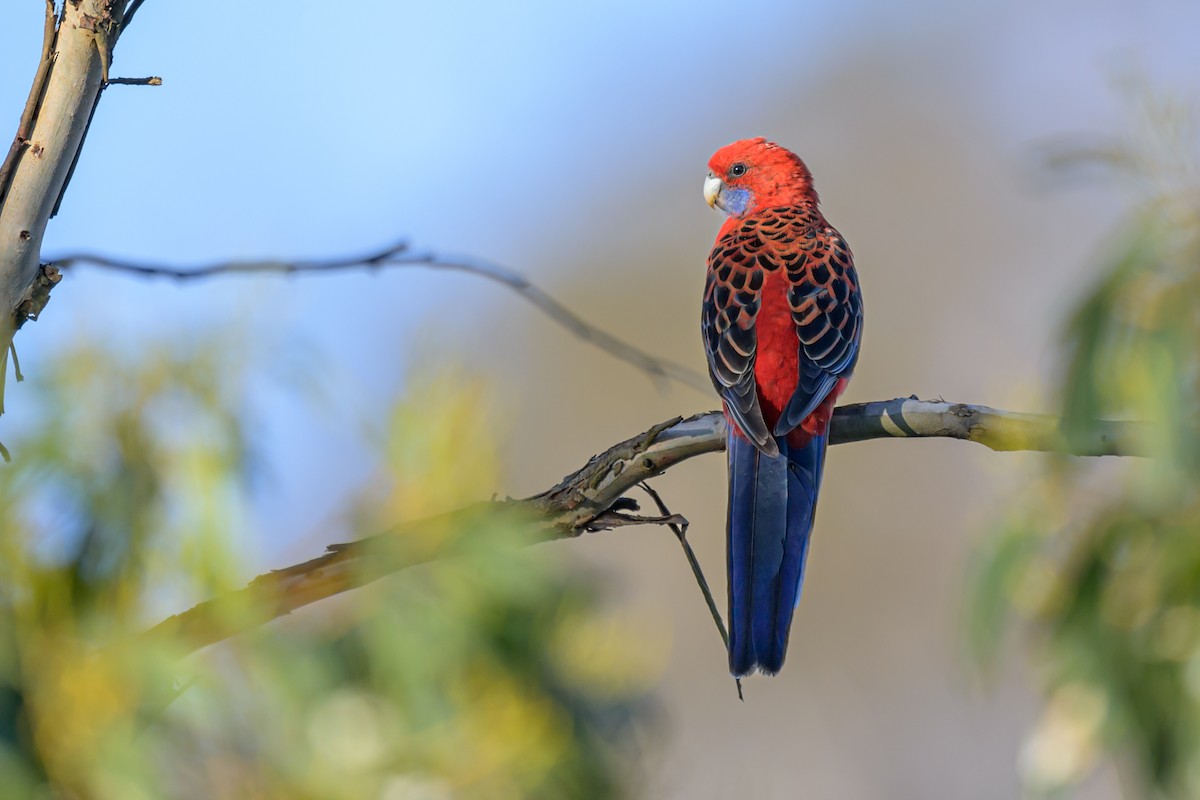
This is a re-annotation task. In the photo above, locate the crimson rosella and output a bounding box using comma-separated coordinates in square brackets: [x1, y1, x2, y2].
[701, 138, 863, 676]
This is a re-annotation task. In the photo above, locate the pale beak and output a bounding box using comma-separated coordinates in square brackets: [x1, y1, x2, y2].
[703, 173, 723, 209]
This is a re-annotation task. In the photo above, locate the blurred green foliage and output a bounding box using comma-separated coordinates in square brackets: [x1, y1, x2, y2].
[971, 90, 1200, 798]
[0, 340, 652, 797]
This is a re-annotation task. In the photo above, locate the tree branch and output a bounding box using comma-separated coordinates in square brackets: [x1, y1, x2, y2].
[828, 397, 1147, 455]
[0, 1, 123, 331]
[51, 242, 712, 392]
[135, 398, 1145, 656]
[120, 0, 150, 36]
[105, 76, 162, 86]
[0, 1, 57, 207]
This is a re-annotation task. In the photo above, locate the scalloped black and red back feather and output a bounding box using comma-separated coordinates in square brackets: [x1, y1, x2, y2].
[701, 139, 863, 676]
[702, 205, 862, 447]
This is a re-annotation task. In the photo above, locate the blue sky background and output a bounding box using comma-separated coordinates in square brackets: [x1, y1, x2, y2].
[2, 2, 1198, 796]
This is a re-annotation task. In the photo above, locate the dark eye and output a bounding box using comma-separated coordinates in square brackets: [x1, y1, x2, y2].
[729, 163, 747, 178]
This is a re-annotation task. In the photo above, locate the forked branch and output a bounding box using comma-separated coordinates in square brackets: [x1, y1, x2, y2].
[137, 398, 1144, 657]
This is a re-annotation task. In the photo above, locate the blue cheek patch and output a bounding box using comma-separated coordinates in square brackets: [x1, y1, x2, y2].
[723, 187, 752, 216]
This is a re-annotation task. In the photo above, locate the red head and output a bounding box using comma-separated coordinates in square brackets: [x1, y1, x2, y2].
[703, 137, 817, 218]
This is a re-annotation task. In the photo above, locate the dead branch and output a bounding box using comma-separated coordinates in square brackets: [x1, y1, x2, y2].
[136, 398, 1145, 656]
[50, 242, 711, 392]
[106, 76, 162, 86]
[0, 3, 703, 394]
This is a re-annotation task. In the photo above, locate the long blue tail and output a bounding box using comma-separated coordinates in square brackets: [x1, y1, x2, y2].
[726, 431, 827, 676]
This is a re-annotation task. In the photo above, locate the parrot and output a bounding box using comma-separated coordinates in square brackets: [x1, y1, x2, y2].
[701, 138, 863, 677]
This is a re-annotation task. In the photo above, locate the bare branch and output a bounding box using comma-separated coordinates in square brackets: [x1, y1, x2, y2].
[0, 1, 57, 206]
[135, 398, 1145, 657]
[639, 480, 740, 697]
[0, 0, 127, 339]
[51, 242, 712, 392]
[829, 397, 1148, 455]
[585, 510, 690, 529]
[106, 76, 162, 86]
[121, 0, 149, 36]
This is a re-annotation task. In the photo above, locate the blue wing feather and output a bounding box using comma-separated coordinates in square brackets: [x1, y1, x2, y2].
[727, 432, 827, 676]
[705, 207, 863, 677]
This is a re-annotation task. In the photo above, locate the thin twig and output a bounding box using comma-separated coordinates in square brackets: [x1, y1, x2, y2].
[585, 509, 690, 530]
[9, 344, 22, 383]
[133, 398, 1147, 659]
[121, 0, 148, 37]
[50, 242, 711, 392]
[49, 83, 102, 219]
[639, 481, 742, 700]
[106, 76, 162, 86]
